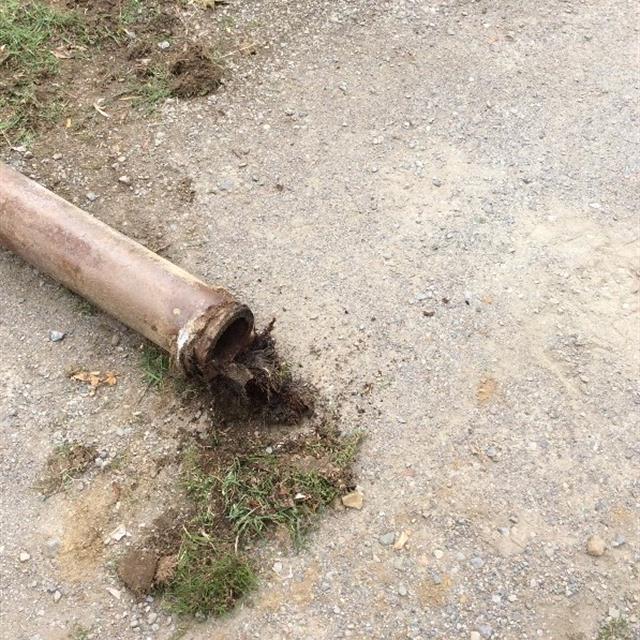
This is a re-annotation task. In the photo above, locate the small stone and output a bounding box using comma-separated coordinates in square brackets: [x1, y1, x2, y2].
[432, 177, 443, 187]
[478, 623, 493, 638]
[24, 151, 33, 159]
[341, 490, 364, 510]
[470, 556, 485, 569]
[111, 333, 121, 347]
[44, 538, 60, 558]
[611, 534, 626, 548]
[109, 525, 127, 542]
[379, 532, 395, 546]
[118, 175, 132, 185]
[53, 590, 62, 602]
[86, 192, 98, 202]
[19, 551, 30, 562]
[422, 309, 436, 317]
[106, 587, 121, 600]
[397, 584, 407, 596]
[158, 40, 170, 50]
[485, 446, 498, 460]
[586, 535, 606, 557]
[470, 633, 481, 640]
[218, 178, 234, 191]
[433, 549, 444, 559]
[48, 330, 65, 342]
[147, 612, 158, 624]
[52, 153, 62, 160]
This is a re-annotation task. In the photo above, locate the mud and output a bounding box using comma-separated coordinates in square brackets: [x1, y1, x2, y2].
[210, 320, 315, 424]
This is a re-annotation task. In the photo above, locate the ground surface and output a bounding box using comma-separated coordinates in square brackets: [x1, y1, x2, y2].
[1, 0, 639, 639]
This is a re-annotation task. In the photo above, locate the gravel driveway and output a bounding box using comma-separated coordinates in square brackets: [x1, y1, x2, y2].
[1, 0, 638, 639]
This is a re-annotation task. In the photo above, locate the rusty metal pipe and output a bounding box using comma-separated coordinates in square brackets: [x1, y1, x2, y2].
[0, 162, 254, 378]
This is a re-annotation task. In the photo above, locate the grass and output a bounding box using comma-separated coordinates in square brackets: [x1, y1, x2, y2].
[161, 425, 362, 617]
[166, 533, 256, 617]
[0, 0, 85, 139]
[141, 343, 171, 388]
[134, 65, 172, 112]
[597, 618, 631, 640]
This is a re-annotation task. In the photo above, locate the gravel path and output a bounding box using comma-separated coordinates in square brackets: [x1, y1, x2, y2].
[1, 1, 638, 639]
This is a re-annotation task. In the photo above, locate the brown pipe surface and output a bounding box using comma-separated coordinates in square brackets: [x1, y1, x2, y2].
[0, 162, 253, 377]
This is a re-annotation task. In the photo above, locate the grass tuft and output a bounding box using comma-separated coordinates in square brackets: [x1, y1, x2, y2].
[166, 534, 256, 617]
[141, 343, 171, 389]
[0, 0, 85, 139]
[597, 618, 631, 640]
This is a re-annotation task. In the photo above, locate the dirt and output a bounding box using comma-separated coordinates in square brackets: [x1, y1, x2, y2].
[36, 442, 97, 496]
[117, 547, 159, 595]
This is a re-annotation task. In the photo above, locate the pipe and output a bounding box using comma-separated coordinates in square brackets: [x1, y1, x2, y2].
[0, 162, 254, 378]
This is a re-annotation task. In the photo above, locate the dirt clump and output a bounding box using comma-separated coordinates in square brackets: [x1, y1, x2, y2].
[36, 442, 97, 496]
[117, 548, 159, 596]
[168, 44, 223, 98]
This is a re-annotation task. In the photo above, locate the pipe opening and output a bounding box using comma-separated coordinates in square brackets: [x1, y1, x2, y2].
[210, 316, 253, 362]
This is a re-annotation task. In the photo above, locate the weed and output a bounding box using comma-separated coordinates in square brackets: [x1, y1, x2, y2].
[69, 624, 90, 640]
[141, 343, 171, 389]
[597, 618, 631, 640]
[166, 533, 256, 617]
[134, 65, 171, 112]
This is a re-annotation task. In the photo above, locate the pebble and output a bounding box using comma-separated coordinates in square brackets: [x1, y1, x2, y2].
[341, 490, 364, 510]
[19, 551, 31, 562]
[86, 192, 98, 202]
[118, 175, 132, 185]
[422, 309, 436, 317]
[433, 549, 444, 559]
[147, 612, 158, 624]
[470, 556, 485, 569]
[53, 590, 62, 602]
[158, 40, 170, 49]
[48, 330, 65, 342]
[470, 633, 481, 640]
[611, 534, 626, 548]
[397, 584, 407, 596]
[44, 538, 60, 558]
[586, 535, 606, 557]
[478, 623, 493, 638]
[52, 153, 62, 160]
[379, 532, 395, 546]
[485, 446, 498, 460]
[432, 177, 443, 187]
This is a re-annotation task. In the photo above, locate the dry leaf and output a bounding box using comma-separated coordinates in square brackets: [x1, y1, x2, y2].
[476, 377, 497, 404]
[70, 370, 118, 393]
[393, 530, 409, 550]
[51, 46, 73, 60]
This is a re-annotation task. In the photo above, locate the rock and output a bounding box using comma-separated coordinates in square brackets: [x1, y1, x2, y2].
[53, 590, 62, 602]
[86, 192, 98, 202]
[117, 548, 158, 595]
[341, 490, 364, 510]
[397, 584, 407, 596]
[470, 633, 481, 640]
[52, 153, 62, 160]
[147, 612, 158, 624]
[19, 551, 30, 562]
[158, 40, 170, 50]
[586, 535, 606, 557]
[48, 330, 65, 342]
[106, 587, 121, 600]
[110, 333, 121, 347]
[433, 549, 444, 559]
[611, 534, 626, 548]
[478, 623, 493, 638]
[432, 177, 443, 187]
[470, 556, 485, 569]
[44, 538, 60, 558]
[485, 446, 498, 460]
[422, 309, 436, 317]
[118, 175, 132, 185]
[379, 532, 395, 546]
[109, 525, 127, 542]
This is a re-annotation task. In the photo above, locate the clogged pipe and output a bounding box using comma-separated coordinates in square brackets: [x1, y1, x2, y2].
[0, 162, 254, 378]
